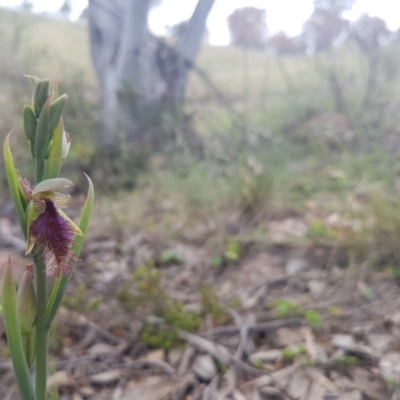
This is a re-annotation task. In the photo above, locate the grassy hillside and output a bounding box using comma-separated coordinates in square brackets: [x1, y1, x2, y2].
[2, 6, 400, 269]
[0, 7, 94, 80]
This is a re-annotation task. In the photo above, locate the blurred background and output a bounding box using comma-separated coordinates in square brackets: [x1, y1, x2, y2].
[2, 0, 400, 398]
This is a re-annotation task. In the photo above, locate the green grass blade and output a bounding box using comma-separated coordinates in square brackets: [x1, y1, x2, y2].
[47, 174, 94, 325]
[2, 258, 36, 400]
[3, 132, 28, 238]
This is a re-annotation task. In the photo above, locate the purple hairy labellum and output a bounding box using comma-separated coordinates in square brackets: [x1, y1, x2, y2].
[30, 200, 75, 275]
[25, 178, 83, 276]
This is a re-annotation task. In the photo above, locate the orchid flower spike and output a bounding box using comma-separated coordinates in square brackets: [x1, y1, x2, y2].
[25, 178, 83, 276]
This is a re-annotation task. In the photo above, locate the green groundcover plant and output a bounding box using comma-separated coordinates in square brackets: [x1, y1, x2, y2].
[2, 76, 94, 400]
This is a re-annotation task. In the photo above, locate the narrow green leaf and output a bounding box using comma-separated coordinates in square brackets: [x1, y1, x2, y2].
[2, 258, 36, 400]
[23, 106, 37, 143]
[47, 174, 94, 326]
[3, 132, 28, 238]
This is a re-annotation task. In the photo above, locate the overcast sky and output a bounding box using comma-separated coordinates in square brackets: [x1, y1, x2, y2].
[0, 0, 399, 45]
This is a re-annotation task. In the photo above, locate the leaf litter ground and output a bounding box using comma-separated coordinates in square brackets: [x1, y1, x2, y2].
[1, 209, 400, 399]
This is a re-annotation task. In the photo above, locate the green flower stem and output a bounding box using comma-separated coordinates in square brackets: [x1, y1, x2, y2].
[33, 254, 48, 400]
[35, 158, 45, 185]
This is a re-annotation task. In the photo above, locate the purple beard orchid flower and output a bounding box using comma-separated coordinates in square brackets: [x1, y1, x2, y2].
[25, 178, 83, 276]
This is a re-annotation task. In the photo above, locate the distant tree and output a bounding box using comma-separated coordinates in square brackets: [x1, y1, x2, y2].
[302, 8, 349, 53]
[351, 14, 390, 53]
[394, 27, 400, 43]
[87, 0, 214, 152]
[350, 14, 391, 109]
[78, 7, 88, 21]
[313, 0, 355, 15]
[266, 32, 305, 56]
[59, 0, 72, 19]
[227, 7, 268, 50]
[19, 0, 33, 13]
[169, 20, 209, 45]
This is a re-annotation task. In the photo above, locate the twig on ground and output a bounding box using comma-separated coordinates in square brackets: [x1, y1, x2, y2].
[226, 308, 255, 360]
[178, 347, 197, 376]
[203, 317, 305, 338]
[178, 329, 299, 400]
[202, 376, 218, 400]
[122, 360, 176, 376]
[59, 310, 122, 345]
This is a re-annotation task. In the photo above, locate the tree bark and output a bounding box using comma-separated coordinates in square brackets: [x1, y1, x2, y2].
[174, 0, 215, 101]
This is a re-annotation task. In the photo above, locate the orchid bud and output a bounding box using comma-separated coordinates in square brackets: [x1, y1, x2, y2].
[23, 106, 37, 144]
[34, 95, 52, 161]
[33, 79, 50, 118]
[49, 94, 68, 136]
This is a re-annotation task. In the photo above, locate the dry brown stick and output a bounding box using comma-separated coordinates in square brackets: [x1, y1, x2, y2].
[0, 362, 12, 373]
[203, 317, 305, 338]
[226, 308, 255, 360]
[203, 376, 218, 400]
[58, 309, 122, 345]
[178, 329, 299, 400]
[122, 360, 176, 376]
[249, 270, 331, 295]
[178, 346, 197, 376]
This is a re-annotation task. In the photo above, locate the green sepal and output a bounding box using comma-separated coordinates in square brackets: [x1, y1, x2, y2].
[3, 132, 28, 238]
[33, 178, 73, 194]
[49, 94, 68, 137]
[47, 174, 94, 326]
[23, 105, 37, 143]
[33, 79, 50, 118]
[25, 202, 37, 256]
[2, 257, 36, 399]
[34, 95, 52, 183]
